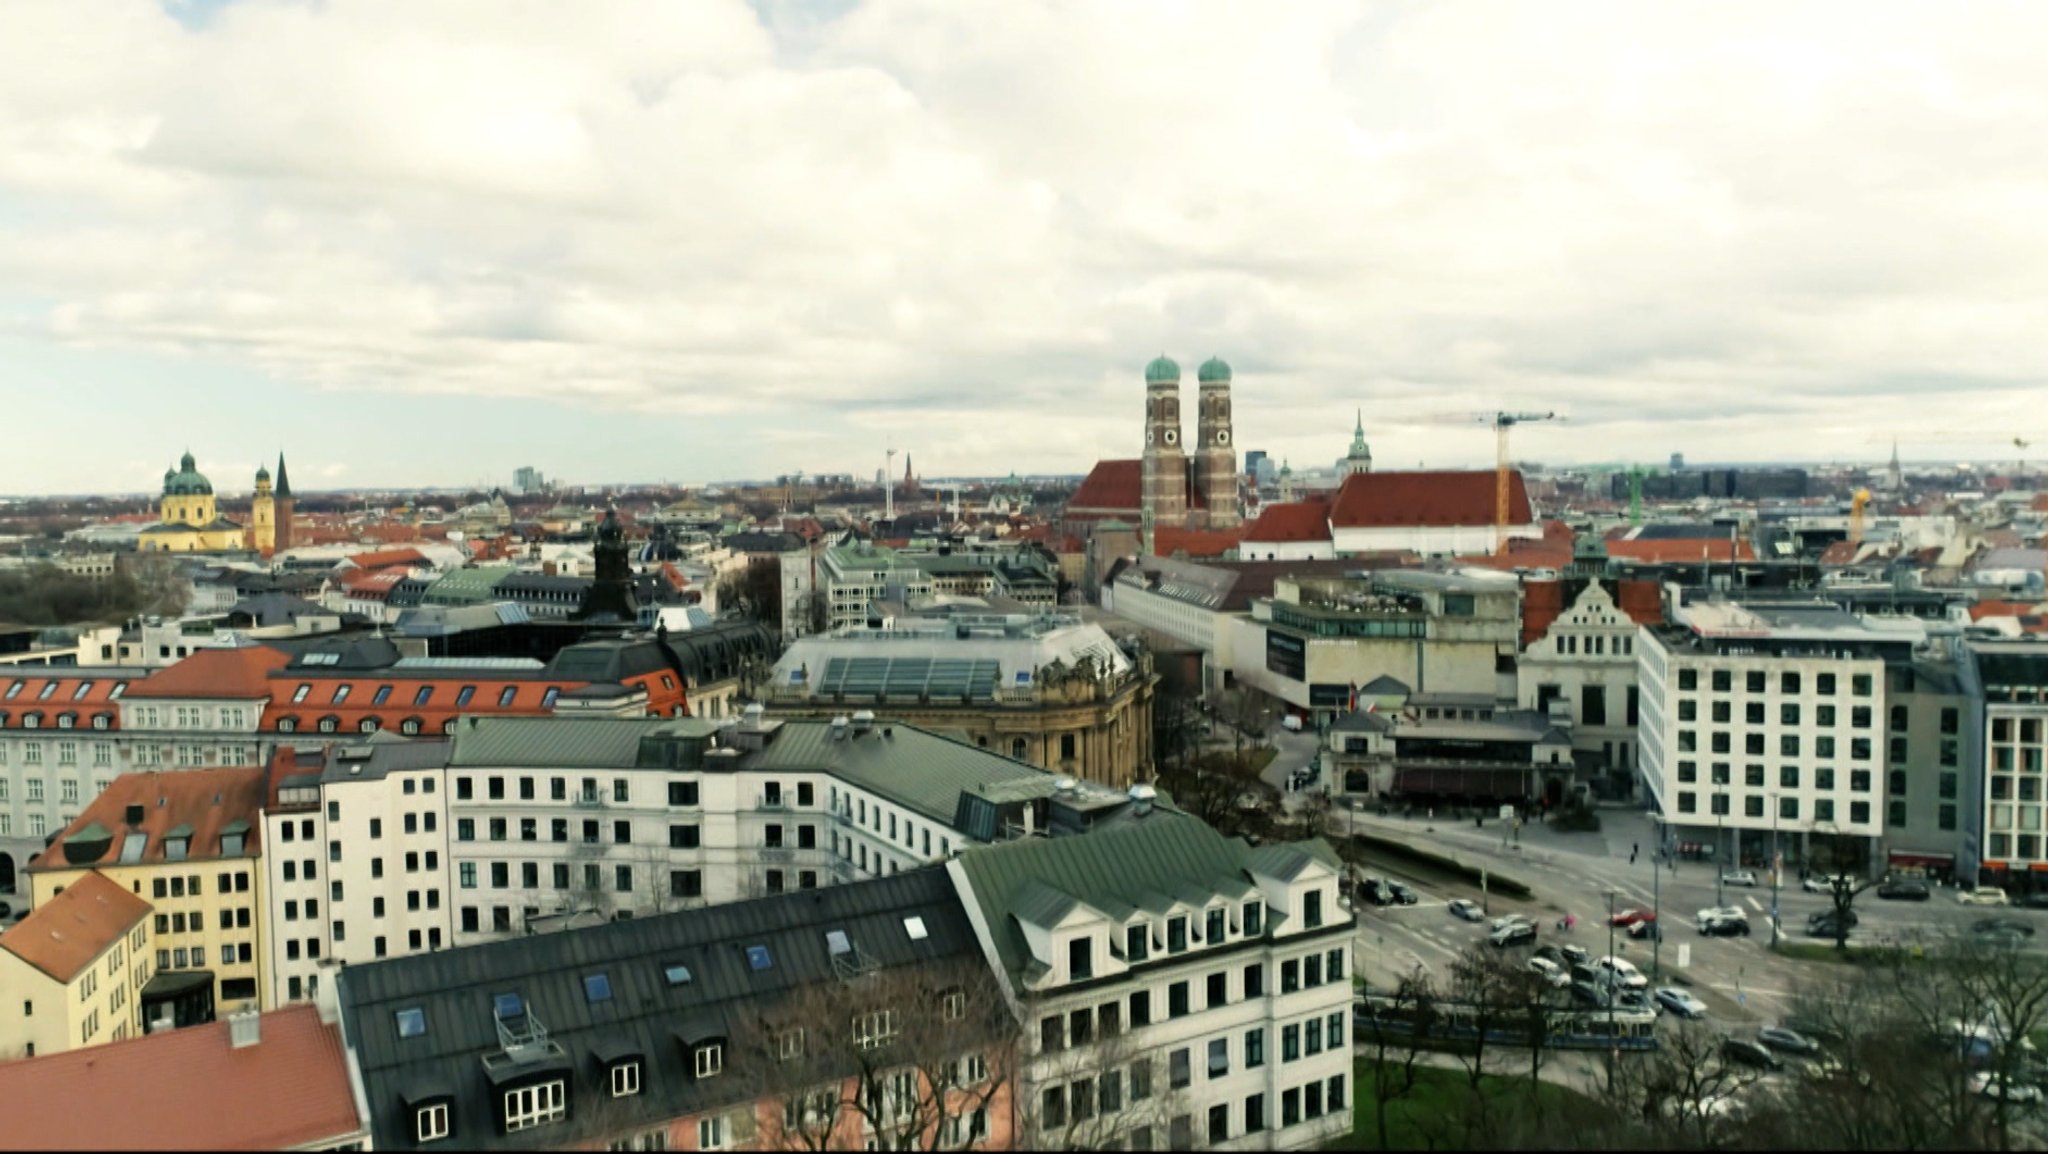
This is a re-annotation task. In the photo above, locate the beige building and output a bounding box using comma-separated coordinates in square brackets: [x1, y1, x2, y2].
[32, 765, 270, 1017]
[0, 870, 152, 1059]
[763, 611, 1157, 788]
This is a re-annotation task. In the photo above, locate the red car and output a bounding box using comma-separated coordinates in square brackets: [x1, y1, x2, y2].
[1609, 908, 1657, 928]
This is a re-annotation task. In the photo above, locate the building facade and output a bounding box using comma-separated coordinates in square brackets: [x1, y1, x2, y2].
[0, 870, 152, 1059]
[1959, 642, 2048, 894]
[950, 814, 1355, 1151]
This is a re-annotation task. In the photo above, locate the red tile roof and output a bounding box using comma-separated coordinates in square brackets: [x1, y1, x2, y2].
[261, 671, 689, 733]
[1520, 580, 1567, 648]
[1616, 579, 1665, 625]
[34, 766, 269, 874]
[121, 645, 290, 700]
[0, 671, 138, 730]
[1328, 470, 1532, 529]
[344, 546, 427, 571]
[1242, 497, 1331, 543]
[1603, 537, 1755, 563]
[0, 871, 149, 983]
[0, 1003, 363, 1150]
[1068, 459, 1143, 514]
[1970, 599, 2047, 621]
[1152, 526, 1244, 559]
[337, 568, 407, 594]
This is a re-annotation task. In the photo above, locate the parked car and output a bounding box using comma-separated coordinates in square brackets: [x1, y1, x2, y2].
[1609, 908, 1656, 929]
[1595, 956, 1649, 991]
[1614, 989, 1653, 1011]
[1448, 899, 1485, 922]
[1535, 945, 1569, 968]
[1491, 922, 1539, 949]
[1572, 980, 1613, 1009]
[1362, 881, 1397, 907]
[1558, 944, 1592, 968]
[1721, 869, 1759, 888]
[1722, 1038, 1783, 1071]
[1697, 905, 1746, 923]
[1654, 987, 1709, 1019]
[1385, 881, 1420, 905]
[1758, 1026, 1821, 1056]
[1490, 913, 1534, 934]
[1978, 926, 2029, 950]
[1975, 917, 2037, 936]
[1878, 878, 1932, 901]
[1969, 1071, 2045, 1104]
[1527, 957, 1570, 988]
[1783, 1014, 1847, 1045]
[2024, 891, 2048, 911]
[1802, 875, 1850, 894]
[1700, 914, 1752, 938]
[1960, 887, 2012, 907]
[1628, 919, 1663, 942]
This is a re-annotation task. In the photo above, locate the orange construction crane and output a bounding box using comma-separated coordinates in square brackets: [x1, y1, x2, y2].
[1475, 411, 1557, 551]
[1849, 488, 1871, 547]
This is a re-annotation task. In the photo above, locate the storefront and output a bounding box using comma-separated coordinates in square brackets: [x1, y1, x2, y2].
[1885, 850, 1956, 885]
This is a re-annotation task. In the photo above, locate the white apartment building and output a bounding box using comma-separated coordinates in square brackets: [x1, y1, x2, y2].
[815, 543, 934, 631]
[257, 709, 1122, 1004]
[259, 740, 455, 1008]
[1959, 642, 2048, 893]
[950, 813, 1355, 1151]
[1638, 599, 1920, 872]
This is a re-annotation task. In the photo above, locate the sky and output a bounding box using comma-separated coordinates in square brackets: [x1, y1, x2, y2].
[4, 0, 2048, 496]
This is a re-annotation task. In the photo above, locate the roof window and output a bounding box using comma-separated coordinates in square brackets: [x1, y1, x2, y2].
[371, 685, 392, 705]
[494, 992, 526, 1021]
[584, 973, 613, 1003]
[499, 686, 517, 707]
[38, 682, 57, 700]
[663, 963, 693, 986]
[72, 682, 93, 700]
[746, 945, 773, 972]
[395, 1007, 427, 1038]
[904, 916, 929, 941]
[826, 930, 852, 956]
[414, 686, 433, 706]
[110, 682, 127, 699]
[3, 680, 21, 699]
[331, 684, 351, 704]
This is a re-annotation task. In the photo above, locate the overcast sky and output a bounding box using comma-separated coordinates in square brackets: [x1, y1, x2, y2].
[4, 0, 2047, 496]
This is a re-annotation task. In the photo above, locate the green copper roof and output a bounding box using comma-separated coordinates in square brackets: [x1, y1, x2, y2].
[746, 721, 1054, 826]
[448, 716, 700, 767]
[420, 565, 519, 606]
[951, 816, 1335, 981]
[1197, 356, 1232, 384]
[162, 451, 213, 497]
[1144, 354, 1181, 384]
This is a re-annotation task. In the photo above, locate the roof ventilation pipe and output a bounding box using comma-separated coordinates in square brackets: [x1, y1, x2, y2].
[830, 716, 851, 740]
[1128, 782, 1157, 815]
[851, 710, 876, 735]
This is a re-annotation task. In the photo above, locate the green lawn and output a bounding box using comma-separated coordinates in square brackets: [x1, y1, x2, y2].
[1327, 1059, 1603, 1151]
[1772, 940, 1920, 966]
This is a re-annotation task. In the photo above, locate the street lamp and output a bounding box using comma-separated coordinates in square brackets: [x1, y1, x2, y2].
[1604, 888, 1620, 1090]
[1715, 814, 1726, 908]
[1769, 794, 1782, 948]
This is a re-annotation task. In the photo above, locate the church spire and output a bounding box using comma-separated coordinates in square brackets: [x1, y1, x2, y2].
[274, 452, 292, 497]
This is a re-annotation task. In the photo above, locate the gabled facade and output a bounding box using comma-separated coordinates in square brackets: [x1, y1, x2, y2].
[1515, 581, 1656, 789]
[949, 815, 1355, 1151]
[0, 870, 152, 1059]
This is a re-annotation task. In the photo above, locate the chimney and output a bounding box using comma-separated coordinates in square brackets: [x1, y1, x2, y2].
[851, 710, 876, 736]
[228, 1008, 261, 1049]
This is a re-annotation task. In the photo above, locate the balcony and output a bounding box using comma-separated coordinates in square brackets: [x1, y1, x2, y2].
[572, 793, 608, 809]
[757, 796, 791, 812]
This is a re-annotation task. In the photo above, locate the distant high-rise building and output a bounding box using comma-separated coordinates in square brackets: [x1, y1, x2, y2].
[1244, 449, 1267, 480]
[513, 465, 547, 495]
[1669, 452, 1685, 471]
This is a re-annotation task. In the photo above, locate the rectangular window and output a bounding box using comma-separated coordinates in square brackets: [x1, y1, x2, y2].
[1208, 1038, 1229, 1078]
[1207, 970, 1227, 1008]
[1169, 1048, 1190, 1089]
[1283, 1024, 1300, 1061]
[1126, 924, 1149, 962]
[1169, 981, 1189, 1018]
[1246, 1027, 1266, 1068]
[503, 1081, 565, 1132]
[1244, 962, 1264, 997]
[1130, 989, 1151, 1027]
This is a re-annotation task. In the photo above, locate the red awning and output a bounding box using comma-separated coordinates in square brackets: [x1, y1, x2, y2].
[1886, 851, 1956, 867]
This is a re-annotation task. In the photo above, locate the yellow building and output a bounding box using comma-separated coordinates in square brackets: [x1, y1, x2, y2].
[0, 870, 153, 1059]
[31, 766, 270, 1018]
[138, 451, 247, 553]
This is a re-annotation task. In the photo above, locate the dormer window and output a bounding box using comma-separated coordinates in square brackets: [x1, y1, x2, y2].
[1304, 891, 1324, 930]
[610, 1060, 641, 1097]
[1125, 924, 1149, 963]
[695, 1043, 723, 1078]
[417, 1103, 450, 1143]
[1167, 916, 1188, 954]
[503, 1081, 565, 1131]
[1205, 907, 1226, 944]
[1068, 936, 1093, 980]
[1244, 901, 1264, 937]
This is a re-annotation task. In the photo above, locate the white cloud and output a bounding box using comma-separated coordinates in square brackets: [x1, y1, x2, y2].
[5, 0, 2048, 491]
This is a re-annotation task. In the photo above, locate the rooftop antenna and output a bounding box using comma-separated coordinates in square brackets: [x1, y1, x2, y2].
[884, 448, 898, 522]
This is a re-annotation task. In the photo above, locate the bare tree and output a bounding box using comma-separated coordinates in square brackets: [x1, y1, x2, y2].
[1813, 832, 1874, 952]
[1015, 1011, 1188, 1151]
[1596, 1019, 1767, 1151]
[1356, 969, 1437, 1151]
[728, 955, 1020, 1152]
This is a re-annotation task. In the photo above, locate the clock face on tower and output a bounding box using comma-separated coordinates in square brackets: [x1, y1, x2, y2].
[1164, 429, 1179, 445]
[1216, 430, 1231, 446]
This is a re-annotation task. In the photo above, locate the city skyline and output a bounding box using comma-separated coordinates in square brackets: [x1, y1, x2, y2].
[6, 1, 2048, 495]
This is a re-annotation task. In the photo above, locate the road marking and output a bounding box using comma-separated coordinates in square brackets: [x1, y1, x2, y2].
[1747, 896, 1765, 913]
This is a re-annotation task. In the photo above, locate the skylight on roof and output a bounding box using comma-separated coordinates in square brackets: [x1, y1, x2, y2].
[395, 1008, 426, 1038]
[118, 833, 147, 864]
[584, 973, 612, 1003]
[746, 945, 773, 972]
[904, 916, 929, 941]
[493, 993, 525, 1020]
[826, 930, 852, 956]
[664, 963, 693, 986]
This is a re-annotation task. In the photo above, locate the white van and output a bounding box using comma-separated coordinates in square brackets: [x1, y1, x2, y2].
[1280, 714, 1304, 732]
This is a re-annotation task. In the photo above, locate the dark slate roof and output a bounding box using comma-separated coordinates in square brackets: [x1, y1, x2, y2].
[227, 592, 336, 629]
[721, 531, 804, 554]
[336, 868, 986, 1151]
